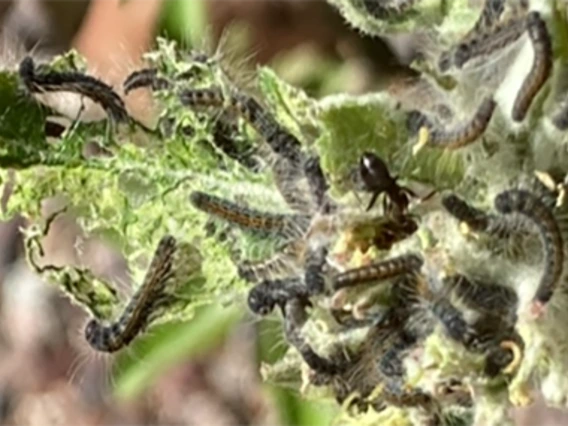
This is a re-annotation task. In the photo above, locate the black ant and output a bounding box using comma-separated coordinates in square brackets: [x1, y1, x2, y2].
[359, 152, 417, 216]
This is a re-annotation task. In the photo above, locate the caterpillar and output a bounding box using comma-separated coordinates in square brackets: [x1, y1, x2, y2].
[179, 87, 305, 167]
[304, 155, 333, 212]
[332, 253, 423, 290]
[247, 277, 309, 316]
[456, 17, 526, 69]
[494, 189, 564, 309]
[439, 14, 525, 72]
[19, 56, 129, 124]
[123, 68, 170, 94]
[511, 11, 552, 122]
[442, 193, 522, 238]
[84, 235, 177, 353]
[416, 98, 496, 150]
[189, 190, 311, 238]
[443, 274, 518, 316]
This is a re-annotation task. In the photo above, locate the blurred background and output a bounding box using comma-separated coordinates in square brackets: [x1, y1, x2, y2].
[0, 1, 566, 425]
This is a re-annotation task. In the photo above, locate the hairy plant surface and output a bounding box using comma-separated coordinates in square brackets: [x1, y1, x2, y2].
[2, 1, 568, 425]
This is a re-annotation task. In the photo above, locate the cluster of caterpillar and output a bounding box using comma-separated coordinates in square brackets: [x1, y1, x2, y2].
[13, 12, 568, 425]
[169, 70, 537, 422]
[443, 187, 567, 317]
[405, 6, 553, 153]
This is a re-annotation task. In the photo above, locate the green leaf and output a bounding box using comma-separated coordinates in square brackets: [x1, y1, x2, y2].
[317, 92, 465, 194]
[257, 66, 322, 144]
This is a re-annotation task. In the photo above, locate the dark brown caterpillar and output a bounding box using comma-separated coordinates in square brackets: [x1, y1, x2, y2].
[237, 240, 303, 283]
[304, 155, 334, 212]
[123, 68, 171, 94]
[417, 97, 496, 150]
[442, 193, 522, 238]
[247, 277, 310, 315]
[439, 14, 525, 72]
[211, 112, 261, 172]
[431, 297, 522, 377]
[511, 11, 552, 122]
[332, 253, 423, 289]
[84, 236, 177, 353]
[309, 275, 439, 419]
[19, 56, 129, 124]
[283, 298, 339, 375]
[456, 17, 526, 69]
[494, 189, 564, 307]
[471, 0, 505, 33]
[189, 191, 310, 238]
[179, 87, 305, 167]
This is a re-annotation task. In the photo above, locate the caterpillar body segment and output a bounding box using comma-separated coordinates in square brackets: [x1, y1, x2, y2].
[189, 191, 311, 238]
[179, 88, 305, 167]
[511, 12, 552, 122]
[494, 189, 564, 307]
[84, 236, 177, 353]
[332, 254, 424, 290]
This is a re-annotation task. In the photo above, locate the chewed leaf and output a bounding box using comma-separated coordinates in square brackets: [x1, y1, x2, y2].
[48, 49, 88, 72]
[0, 72, 61, 168]
[22, 222, 120, 320]
[149, 240, 207, 326]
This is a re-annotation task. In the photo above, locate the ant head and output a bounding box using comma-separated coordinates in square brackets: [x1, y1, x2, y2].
[247, 285, 275, 316]
[358, 152, 393, 192]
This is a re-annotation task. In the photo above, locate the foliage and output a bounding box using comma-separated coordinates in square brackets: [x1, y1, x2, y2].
[3, 1, 568, 425]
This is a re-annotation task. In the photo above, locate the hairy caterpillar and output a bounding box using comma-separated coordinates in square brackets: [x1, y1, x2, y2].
[511, 11, 552, 122]
[415, 98, 496, 151]
[332, 253, 423, 289]
[189, 190, 311, 238]
[19, 56, 129, 124]
[442, 193, 522, 238]
[123, 68, 170, 94]
[179, 87, 305, 167]
[84, 236, 177, 353]
[494, 189, 564, 309]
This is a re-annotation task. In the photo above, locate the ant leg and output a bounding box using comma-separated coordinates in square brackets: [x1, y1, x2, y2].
[365, 191, 380, 212]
